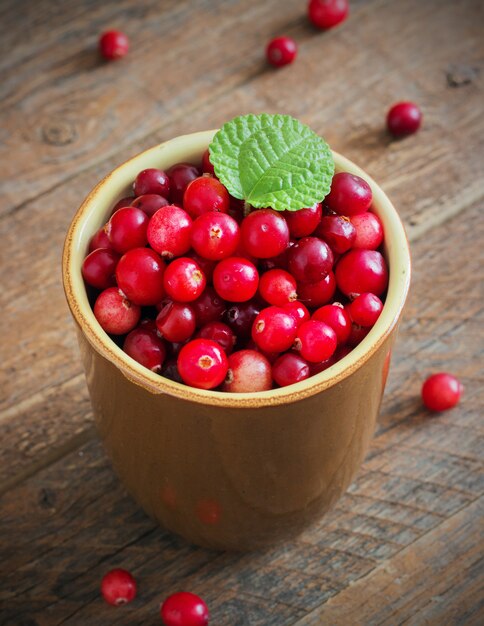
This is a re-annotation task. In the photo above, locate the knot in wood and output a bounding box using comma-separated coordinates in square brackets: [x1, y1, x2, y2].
[42, 120, 77, 146]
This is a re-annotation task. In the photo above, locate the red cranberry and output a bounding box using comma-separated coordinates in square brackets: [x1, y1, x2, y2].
[283, 203, 322, 238]
[111, 196, 136, 214]
[115, 248, 165, 306]
[308, 0, 349, 29]
[283, 301, 310, 326]
[316, 214, 356, 254]
[350, 212, 384, 250]
[133, 168, 170, 197]
[107, 207, 149, 253]
[156, 301, 196, 342]
[184, 176, 229, 218]
[89, 225, 111, 252]
[163, 258, 206, 303]
[387, 101, 422, 137]
[348, 293, 383, 327]
[94, 288, 141, 335]
[297, 271, 336, 307]
[325, 172, 372, 216]
[272, 353, 310, 387]
[123, 327, 166, 372]
[258, 269, 297, 306]
[223, 350, 272, 392]
[202, 149, 215, 176]
[191, 212, 240, 260]
[241, 209, 289, 258]
[347, 321, 371, 347]
[167, 162, 200, 205]
[82, 248, 120, 290]
[147, 205, 193, 259]
[132, 194, 169, 217]
[213, 257, 259, 302]
[197, 321, 235, 355]
[336, 249, 388, 297]
[422, 373, 463, 412]
[186, 251, 217, 284]
[294, 320, 337, 362]
[192, 286, 226, 326]
[99, 31, 129, 60]
[100, 568, 136, 606]
[252, 306, 298, 353]
[312, 302, 351, 345]
[288, 237, 333, 283]
[160, 591, 209, 626]
[223, 300, 261, 340]
[266, 36, 297, 67]
[178, 339, 228, 390]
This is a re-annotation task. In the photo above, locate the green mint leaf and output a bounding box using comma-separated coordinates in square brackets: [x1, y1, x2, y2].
[208, 113, 334, 212]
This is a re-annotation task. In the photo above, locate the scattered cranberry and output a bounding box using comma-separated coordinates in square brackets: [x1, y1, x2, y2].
[308, 0, 349, 29]
[266, 36, 297, 68]
[191, 212, 240, 260]
[167, 163, 200, 205]
[350, 212, 384, 250]
[272, 353, 310, 387]
[132, 194, 169, 217]
[100, 568, 136, 606]
[223, 350, 272, 392]
[177, 339, 228, 390]
[316, 214, 356, 254]
[156, 301, 196, 342]
[89, 225, 112, 252]
[116, 248, 165, 305]
[160, 592, 209, 626]
[134, 168, 170, 198]
[422, 373, 463, 412]
[124, 327, 166, 372]
[325, 172, 372, 216]
[288, 237, 333, 283]
[163, 258, 206, 303]
[283, 301, 310, 326]
[184, 176, 229, 218]
[387, 101, 422, 138]
[241, 209, 289, 259]
[99, 31, 129, 61]
[213, 257, 259, 302]
[252, 306, 298, 353]
[335, 249, 388, 297]
[147, 205, 193, 259]
[297, 271, 336, 307]
[192, 286, 226, 326]
[201, 149, 215, 176]
[107, 207, 149, 254]
[294, 320, 337, 363]
[197, 321, 235, 355]
[94, 287, 140, 335]
[312, 302, 351, 345]
[348, 293, 383, 327]
[82, 248, 120, 290]
[259, 269, 297, 306]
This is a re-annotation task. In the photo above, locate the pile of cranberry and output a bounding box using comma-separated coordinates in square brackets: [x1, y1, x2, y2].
[82, 153, 388, 392]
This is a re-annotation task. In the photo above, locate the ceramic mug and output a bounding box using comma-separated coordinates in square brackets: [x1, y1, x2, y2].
[63, 130, 410, 551]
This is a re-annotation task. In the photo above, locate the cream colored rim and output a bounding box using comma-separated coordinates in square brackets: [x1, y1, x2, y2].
[63, 130, 411, 408]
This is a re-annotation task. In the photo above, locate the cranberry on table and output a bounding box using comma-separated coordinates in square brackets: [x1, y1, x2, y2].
[107, 207, 149, 253]
[259, 269, 297, 306]
[387, 101, 422, 137]
[213, 257, 259, 302]
[99, 30, 129, 61]
[123, 327, 166, 373]
[266, 36, 298, 68]
[94, 287, 141, 335]
[252, 306, 298, 353]
[147, 205, 193, 259]
[133, 168, 170, 197]
[308, 0, 349, 29]
[201, 149, 215, 176]
[183, 176, 229, 218]
[284, 203, 322, 238]
[295, 320, 337, 363]
[197, 321, 235, 355]
[240, 208, 290, 258]
[223, 300, 261, 340]
[163, 257, 206, 303]
[297, 271, 336, 307]
[283, 300, 310, 326]
[422, 373, 463, 412]
[350, 212, 384, 250]
[191, 212, 240, 260]
[316, 214, 356, 254]
[132, 194, 169, 217]
[348, 292, 383, 327]
[167, 162, 200, 205]
[156, 301, 196, 342]
[100, 568, 136, 606]
[312, 302, 351, 346]
[222, 349, 272, 392]
[192, 286, 226, 326]
[177, 339, 228, 390]
[336, 249, 388, 298]
[288, 236, 333, 283]
[116, 247, 165, 306]
[325, 172, 372, 216]
[160, 591, 210, 626]
[272, 353, 310, 387]
[82, 248, 120, 290]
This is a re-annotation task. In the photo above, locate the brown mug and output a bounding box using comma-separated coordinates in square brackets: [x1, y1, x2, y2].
[62, 130, 411, 551]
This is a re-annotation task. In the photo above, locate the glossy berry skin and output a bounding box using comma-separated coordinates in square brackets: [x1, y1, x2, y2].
[89, 225, 112, 252]
[297, 271, 336, 307]
[123, 327, 166, 373]
[252, 306, 298, 353]
[213, 257, 259, 302]
[191, 212, 240, 260]
[94, 287, 140, 335]
[222, 350, 272, 392]
[295, 320, 337, 363]
[100, 568, 136, 606]
[197, 321, 235, 355]
[308, 0, 349, 29]
[350, 212, 384, 250]
[183, 176, 229, 218]
[336, 249, 389, 297]
[272, 353, 310, 387]
[163, 258, 206, 302]
[201, 149, 215, 176]
[283, 203, 322, 238]
[177, 339, 228, 390]
[316, 214, 356, 254]
[348, 292, 383, 327]
[387, 101, 422, 137]
[288, 237, 334, 283]
[115, 248, 165, 306]
[160, 591, 210, 626]
[266, 36, 297, 68]
[82, 248, 120, 290]
[312, 302, 351, 345]
[192, 287, 226, 326]
[147, 205, 193, 259]
[421, 373, 463, 412]
[156, 301, 196, 342]
[186, 252, 216, 284]
[283, 301, 310, 326]
[107, 207, 149, 253]
[325, 172, 372, 216]
[259, 269, 297, 306]
[99, 31, 129, 60]
[223, 300, 261, 340]
[167, 162, 200, 206]
[132, 194, 169, 217]
[133, 168, 170, 198]
[241, 209, 290, 259]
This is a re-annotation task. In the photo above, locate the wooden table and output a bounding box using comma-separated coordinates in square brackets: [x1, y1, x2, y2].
[1, 0, 483, 623]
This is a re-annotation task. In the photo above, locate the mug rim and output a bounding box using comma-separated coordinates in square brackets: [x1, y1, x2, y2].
[62, 130, 411, 408]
